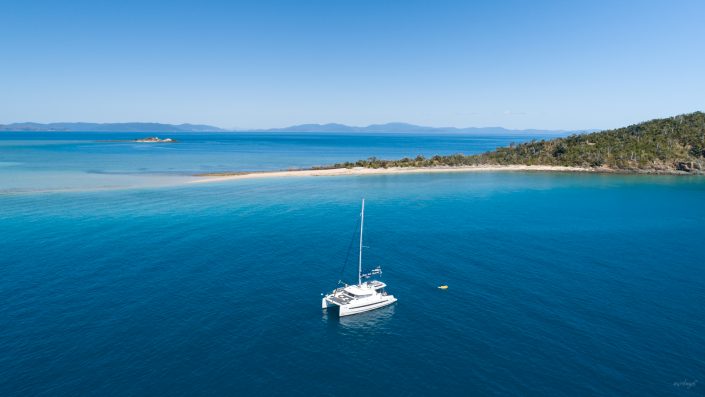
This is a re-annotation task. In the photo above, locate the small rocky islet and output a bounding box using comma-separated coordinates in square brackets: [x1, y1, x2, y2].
[133, 137, 176, 143]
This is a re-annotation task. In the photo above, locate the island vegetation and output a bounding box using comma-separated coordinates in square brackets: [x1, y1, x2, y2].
[325, 112, 705, 174]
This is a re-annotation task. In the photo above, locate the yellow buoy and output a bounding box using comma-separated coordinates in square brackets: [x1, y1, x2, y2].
[438, 285, 448, 290]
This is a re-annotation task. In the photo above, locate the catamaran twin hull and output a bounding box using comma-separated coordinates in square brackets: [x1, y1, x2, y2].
[322, 281, 397, 316]
[322, 295, 397, 316]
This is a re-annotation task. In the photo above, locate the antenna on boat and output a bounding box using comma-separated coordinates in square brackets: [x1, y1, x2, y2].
[358, 198, 365, 286]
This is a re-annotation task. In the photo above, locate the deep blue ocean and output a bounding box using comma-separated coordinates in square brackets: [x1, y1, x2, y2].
[1, 132, 704, 396]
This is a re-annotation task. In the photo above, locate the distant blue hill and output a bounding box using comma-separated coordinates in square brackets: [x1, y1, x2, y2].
[252, 122, 585, 135]
[0, 122, 227, 132]
[0, 121, 589, 135]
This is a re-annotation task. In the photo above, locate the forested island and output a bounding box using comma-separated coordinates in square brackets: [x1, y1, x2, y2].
[328, 112, 705, 174]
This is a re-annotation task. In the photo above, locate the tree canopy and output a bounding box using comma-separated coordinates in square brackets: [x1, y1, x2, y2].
[327, 112, 705, 173]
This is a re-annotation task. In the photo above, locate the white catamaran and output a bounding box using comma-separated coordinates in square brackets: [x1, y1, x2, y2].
[322, 199, 397, 316]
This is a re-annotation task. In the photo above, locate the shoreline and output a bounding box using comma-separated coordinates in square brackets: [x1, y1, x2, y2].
[190, 165, 601, 183]
[191, 165, 702, 183]
[2, 165, 698, 196]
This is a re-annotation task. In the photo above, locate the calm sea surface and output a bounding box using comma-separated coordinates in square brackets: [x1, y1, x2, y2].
[0, 131, 556, 193]
[1, 132, 704, 396]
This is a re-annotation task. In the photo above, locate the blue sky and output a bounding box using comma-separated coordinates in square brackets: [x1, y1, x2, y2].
[2, 0, 704, 130]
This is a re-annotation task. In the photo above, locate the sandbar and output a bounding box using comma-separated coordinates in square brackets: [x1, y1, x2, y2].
[191, 165, 597, 184]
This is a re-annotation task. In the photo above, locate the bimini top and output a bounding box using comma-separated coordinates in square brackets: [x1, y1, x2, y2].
[366, 280, 386, 289]
[343, 281, 386, 297]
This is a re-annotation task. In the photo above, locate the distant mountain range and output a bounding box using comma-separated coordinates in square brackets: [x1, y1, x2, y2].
[254, 122, 578, 135]
[0, 121, 584, 135]
[0, 122, 227, 133]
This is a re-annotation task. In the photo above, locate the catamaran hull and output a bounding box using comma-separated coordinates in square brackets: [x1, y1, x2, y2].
[338, 296, 397, 317]
[340, 297, 396, 316]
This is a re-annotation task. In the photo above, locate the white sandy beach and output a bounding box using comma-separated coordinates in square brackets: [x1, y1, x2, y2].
[191, 165, 596, 184]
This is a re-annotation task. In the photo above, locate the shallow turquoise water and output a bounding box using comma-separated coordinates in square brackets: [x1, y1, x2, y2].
[1, 172, 704, 396]
[0, 131, 559, 193]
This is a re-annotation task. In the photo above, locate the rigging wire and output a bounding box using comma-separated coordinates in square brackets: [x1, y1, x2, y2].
[338, 214, 361, 284]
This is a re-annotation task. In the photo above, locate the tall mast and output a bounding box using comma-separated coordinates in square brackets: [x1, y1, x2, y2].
[358, 198, 365, 285]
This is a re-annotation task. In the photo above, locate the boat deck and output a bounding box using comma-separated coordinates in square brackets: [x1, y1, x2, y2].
[326, 288, 354, 305]
[327, 294, 353, 305]
[325, 280, 389, 306]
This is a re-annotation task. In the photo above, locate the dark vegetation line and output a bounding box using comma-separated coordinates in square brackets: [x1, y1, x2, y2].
[323, 112, 705, 174]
